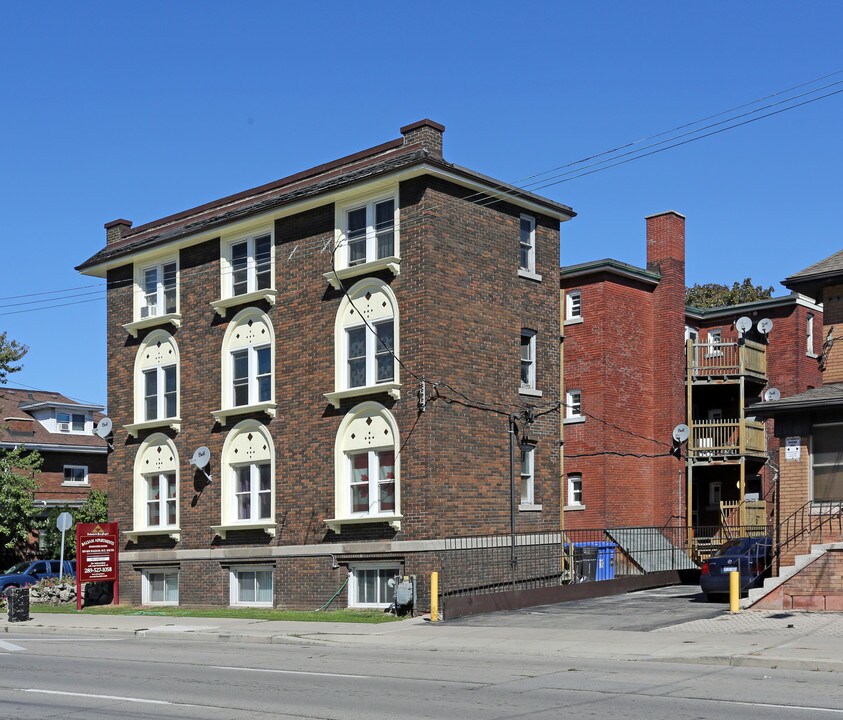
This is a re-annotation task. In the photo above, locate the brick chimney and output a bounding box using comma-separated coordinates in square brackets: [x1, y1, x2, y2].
[400, 119, 445, 157]
[4, 417, 34, 435]
[104, 219, 133, 244]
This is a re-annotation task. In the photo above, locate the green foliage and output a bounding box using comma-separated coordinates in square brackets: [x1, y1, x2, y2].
[0, 331, 27, 384]
[39, 490, 109, 559]
[686, 278, 775, 309]
[0, 446, 42, 556]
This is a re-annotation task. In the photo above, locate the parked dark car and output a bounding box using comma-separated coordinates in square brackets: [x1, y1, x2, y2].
[0, 560, 76, 596]
[700, 537, 772, 601]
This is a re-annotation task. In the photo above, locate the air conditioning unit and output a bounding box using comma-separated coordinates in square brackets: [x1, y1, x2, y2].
[58, 422, 70, 432]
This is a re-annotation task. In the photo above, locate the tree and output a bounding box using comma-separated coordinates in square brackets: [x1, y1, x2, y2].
[686, 278, 775, 309]
[38, 489, 109, 559]
[0, 446, 41, 566]
[0, 331, 27, 384]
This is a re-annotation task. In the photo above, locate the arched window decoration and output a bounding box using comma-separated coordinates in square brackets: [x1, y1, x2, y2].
[126, 330, 180, 437]
[212, 420, 276, 539]
[213, 308, 275, 425]
[127, 433, 180, 541]
[325, 278, 400, 408]
[327, 401, 401, 532]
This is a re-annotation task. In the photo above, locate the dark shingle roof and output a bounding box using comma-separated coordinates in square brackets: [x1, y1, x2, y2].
[783, 249, 843, 297]
[752, 384, 843, 416]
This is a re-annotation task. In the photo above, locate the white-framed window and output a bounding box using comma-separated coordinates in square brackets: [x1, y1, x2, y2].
[228, 232, 273, 297]
[706, 329, 722, 357]
[519, 214, 535, 273]
[63, 465, 88, 485]
[348, 564, 400, 608]
[129, 330, 179, 434]
[327, 278, 400, 407]
[520, 330, 536, 390]
[807, 313, 815, 355]
[329, 402, 401, 531]
[568, 474, 583, 506]
[215, 308, 275, 423]
[214, 420, 275, 538]
[142, 568, 179, 605]
[56, 411, 86, 433]
[140, 260, 178, 318]
[811, 423, 843, 502]
[566, 389, 583, 419]
[566, 290, 582, 321]
[520, 447, 534, 504]
[230, 566, 274, 607]
[132, 434, 179, 535]
[343, 196, 396, 268]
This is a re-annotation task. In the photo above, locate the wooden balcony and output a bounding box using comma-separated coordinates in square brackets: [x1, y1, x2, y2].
[688, 418, 767, 460]
[687, 339, 767, 381]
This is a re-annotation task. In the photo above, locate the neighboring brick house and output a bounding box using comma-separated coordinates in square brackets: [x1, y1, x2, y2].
[76, 120, 575, 609]
[0, 388, 108, 550]
[560, 211, 822, 539]
[751, 249, 843, 610]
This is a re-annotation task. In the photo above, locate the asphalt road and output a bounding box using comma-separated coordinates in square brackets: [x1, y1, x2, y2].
[2, 626, 843, 719]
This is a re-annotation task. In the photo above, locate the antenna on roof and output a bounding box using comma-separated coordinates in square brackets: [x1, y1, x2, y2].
[95, 417, 114, 450]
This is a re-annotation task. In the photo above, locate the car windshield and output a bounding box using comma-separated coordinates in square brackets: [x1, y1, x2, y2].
[3, 562, 30, 575]
[714, 538, 770, 557]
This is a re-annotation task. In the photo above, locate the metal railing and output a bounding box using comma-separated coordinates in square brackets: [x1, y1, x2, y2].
[778, 499, 843, 560]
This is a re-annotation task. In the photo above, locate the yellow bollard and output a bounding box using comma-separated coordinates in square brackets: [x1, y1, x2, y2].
[430, 572, 439, 622]
[729, 569, 740, 613]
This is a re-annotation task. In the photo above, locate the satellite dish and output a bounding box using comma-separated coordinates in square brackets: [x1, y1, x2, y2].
[757, 318, 774, 335]
[190, 446, 211, 469]
[672, 423, 690, 443]
[764, 387, 781, 402]
[736, 316, 752, 334]
[95, 417, 113, 438]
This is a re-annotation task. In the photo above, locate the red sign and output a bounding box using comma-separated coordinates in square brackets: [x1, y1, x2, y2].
[75, 522, 119, 610]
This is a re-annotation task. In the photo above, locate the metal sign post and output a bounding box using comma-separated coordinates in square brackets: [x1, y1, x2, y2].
[56, 512, 73, 582]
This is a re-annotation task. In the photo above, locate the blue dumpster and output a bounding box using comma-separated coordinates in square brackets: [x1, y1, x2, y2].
[577, 541, 616, 581]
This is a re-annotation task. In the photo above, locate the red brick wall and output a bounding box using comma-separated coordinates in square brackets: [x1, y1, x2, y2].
[754, 549, 843, 611]
[36, 451, 108, 505]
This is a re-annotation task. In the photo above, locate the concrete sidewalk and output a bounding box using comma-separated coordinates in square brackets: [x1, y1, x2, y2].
[3, 607, 843, 673]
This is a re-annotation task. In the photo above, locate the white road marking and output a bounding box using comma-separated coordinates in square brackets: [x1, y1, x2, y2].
[212, 664, 371, 679]
[712, 699, 843, 714]
[0, 640, 25, 652]
[19, 689, 197, 707]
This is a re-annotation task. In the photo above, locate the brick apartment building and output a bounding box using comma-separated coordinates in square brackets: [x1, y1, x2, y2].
[76, 120, 575, 609]
[560, 211, 822, 537]
[0, 388, 107, 550]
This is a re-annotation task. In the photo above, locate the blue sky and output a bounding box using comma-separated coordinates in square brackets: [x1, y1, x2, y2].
[1, 2, 840, 407]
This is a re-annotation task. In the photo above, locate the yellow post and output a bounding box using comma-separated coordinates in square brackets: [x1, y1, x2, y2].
[430, 572, 439, 622]
[729, 569, 740, 613]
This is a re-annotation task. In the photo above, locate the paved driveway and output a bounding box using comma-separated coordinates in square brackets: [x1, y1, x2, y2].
[449, 584, 725, 631]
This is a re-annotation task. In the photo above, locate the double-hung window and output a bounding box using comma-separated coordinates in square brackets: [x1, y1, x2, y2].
[141, 261, 177, 318]
[230, 234, 272, 297]
[349, 450, 395, 515]
[519, 214, 535, 273]
[520, 330, 536, 390]
[566, 290, 582, 321]
[234, 462, 272, 521]
[520, 448, 534, 505]
[345, 198, 395, 267]
[143, 365, 177, 421]
[566, 389, 583, 420]
[568, 474, 583, 506]
[347, 321, 394, 389]
[232, 346, 271, 407]
[146, 472, 177, 527]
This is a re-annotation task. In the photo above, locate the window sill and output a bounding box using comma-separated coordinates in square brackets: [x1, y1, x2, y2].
[564, 504, 586, 511]
[563, 416, 586, 425]
[124, 527, 181, 542]
[519, 387, 543, 398]
[125, 418, 182, 438]
[61, 482, 90, 487]
[564, 317, 583, 326]
[211, 402, 276, 426]
[325, 514, 403, 533]
[324, 256, 401, 289]
[123, 313, 182, 338]
[211, 522, 276, 539]
[210, 289, 277, 318]
[518, 503, 543, 512]
[807, 352, 820, 359]
[517, 268, 543, 283]
[324, 383, 401, 409]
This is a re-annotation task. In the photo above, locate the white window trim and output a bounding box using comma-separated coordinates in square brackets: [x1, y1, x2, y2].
[567, 473, 583, 508]
[327, 190, 400, 287]
[518, 447, 542, 511]
[327, 402, 402, 532]
[565, 290, 582, 323]
[141, 568, 179, 605]
[807, 313, 818, 357]
[348, 563, 401, 609]
[519, 213, 536, 274]
[565, 389, 584, 423]
[62, 465, 89, 486]
[212, 228, 277, 316]
[520, 329, 537, 393]
[810, 423, 843, 504]
[213, 308, 276, 425]
[126, 433, 181, 542]
[126, 257, 181, 335]
[705, 329, 723, 358]
[127, 330, 181, 437]
[229, 565, 274, 607]
[326, 278, 401, 408]
[55, 411, 89, 435]
[212, 420, 276, 539]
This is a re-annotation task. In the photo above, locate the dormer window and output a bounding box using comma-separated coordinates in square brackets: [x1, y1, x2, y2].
[56, 412, 85, 433]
